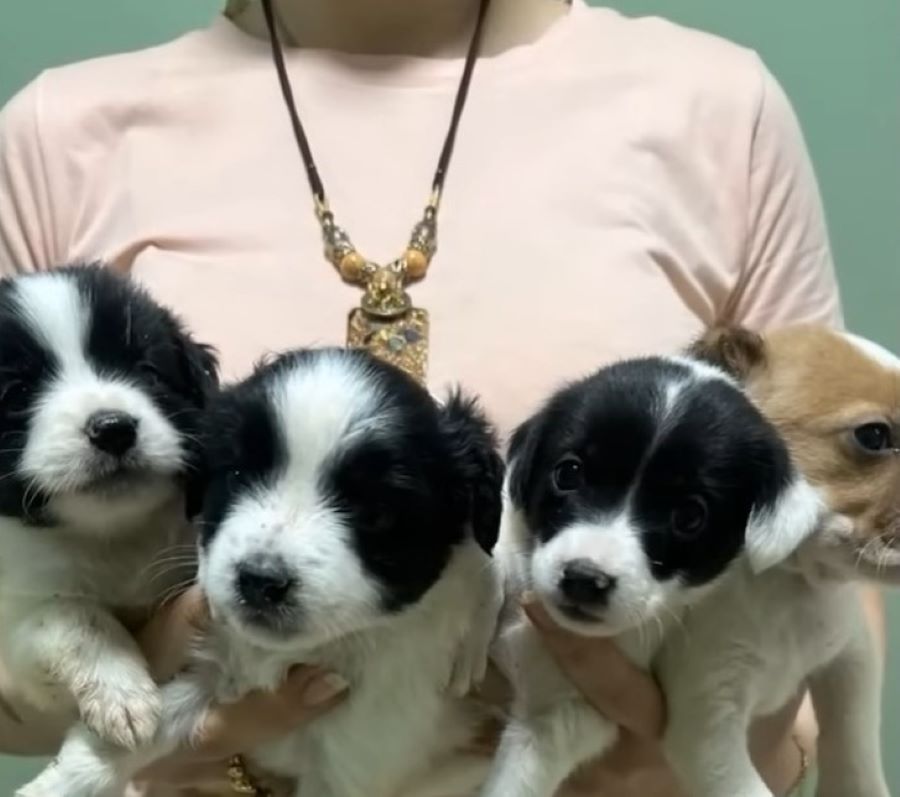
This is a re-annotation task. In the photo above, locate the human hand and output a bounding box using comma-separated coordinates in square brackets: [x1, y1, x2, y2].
[130, 585, 348, 794]
[521, 596, 666, 741]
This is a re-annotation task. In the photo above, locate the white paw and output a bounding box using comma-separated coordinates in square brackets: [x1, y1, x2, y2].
[16, 760, 63, 797]
[448, 634, 491, 697]
[78, 677, 161, 751]
[448, 566, 504, 697]
[15, 783, 51, 797]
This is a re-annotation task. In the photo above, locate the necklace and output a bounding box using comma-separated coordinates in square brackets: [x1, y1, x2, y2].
[261, 0, 492, 384]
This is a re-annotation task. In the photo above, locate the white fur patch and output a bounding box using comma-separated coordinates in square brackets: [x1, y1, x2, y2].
[13, 273, 88, 365]
[667, 354, 738, 388]
[272, 352, 388, 485]
[531, 512, 670, 636]
[843, 332, 900, 373]
[744, 477, 825, 573]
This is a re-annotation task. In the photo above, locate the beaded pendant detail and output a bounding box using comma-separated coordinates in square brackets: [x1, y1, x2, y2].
[323, 207, 436, 385]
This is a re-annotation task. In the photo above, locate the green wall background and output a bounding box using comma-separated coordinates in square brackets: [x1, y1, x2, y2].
[0, 0, 898, 791]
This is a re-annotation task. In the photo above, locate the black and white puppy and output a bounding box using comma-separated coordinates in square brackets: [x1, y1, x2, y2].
[480, 355, 822, 797]
[0, 265, 217, 749]
[26, 348, 504, 797]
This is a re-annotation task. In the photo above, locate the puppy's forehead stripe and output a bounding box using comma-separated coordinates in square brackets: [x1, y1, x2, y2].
[13, 274, 89, 368]
[273, 353, 390, 479]
[665, 355, 737, 388]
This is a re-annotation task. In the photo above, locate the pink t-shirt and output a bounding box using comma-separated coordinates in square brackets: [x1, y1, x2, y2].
[0, 1, 840, 437]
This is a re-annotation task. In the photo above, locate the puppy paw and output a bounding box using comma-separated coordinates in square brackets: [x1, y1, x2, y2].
[447, 612, 498, 697]
[448, 639, 490, 698]
[78, 677, 161, 750]
[447, 567, 503, 697]
[16, 760, 64, 797]
[15, 783, 50, 797]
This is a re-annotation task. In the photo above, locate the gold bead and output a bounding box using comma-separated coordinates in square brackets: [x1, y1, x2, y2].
[404, 248, 429, 280]
[338, 251, 366, 282]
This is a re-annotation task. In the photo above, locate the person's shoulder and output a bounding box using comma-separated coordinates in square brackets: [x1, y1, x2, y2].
[2, 24, 224, 146]
[566, 6, 768, 113]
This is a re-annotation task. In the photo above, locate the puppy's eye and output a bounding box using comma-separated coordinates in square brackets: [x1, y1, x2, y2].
[671, 496, 708, 539]
[139, 361, 166, 385]
[0, 379, 31, 405]
[552, 456, 584, 494]
[853, 422, 894, 453]
[364, 508, 395, 533]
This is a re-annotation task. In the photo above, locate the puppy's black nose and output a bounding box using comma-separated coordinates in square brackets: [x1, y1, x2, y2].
[236, 562, 295, 611]
[84, 411, 138, 456]
[559, 560, 616, 607]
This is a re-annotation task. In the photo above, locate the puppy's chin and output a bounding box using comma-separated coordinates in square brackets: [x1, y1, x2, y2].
[48, 475, 180, 534]
[227, 613, 310, 652]
[544, 603, 620, 637]
[537, 593, 633, 638]
[214, 604, 337, 654]
[812, 517, 900, 585]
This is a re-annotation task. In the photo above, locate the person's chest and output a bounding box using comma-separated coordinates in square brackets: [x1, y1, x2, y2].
[63, 67, 747, 435]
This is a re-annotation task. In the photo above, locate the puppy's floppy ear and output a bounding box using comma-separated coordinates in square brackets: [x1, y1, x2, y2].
[506, 415, 542, 511]
[176, 337, 220, 407]
[439, 390, 505, 555]
[688, 326, 767, 382]
[182, 405, 214, 520]
[183, 460, 208, 521]
[163, 311, 219, 407]
[744, 467, 825, 574]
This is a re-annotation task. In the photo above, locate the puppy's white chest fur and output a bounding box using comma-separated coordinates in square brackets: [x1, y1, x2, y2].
[657, 560, 889, 797]
[0, 503, 197, 757]
[660, 563, 854, 717]
[0, 504, 194, 615]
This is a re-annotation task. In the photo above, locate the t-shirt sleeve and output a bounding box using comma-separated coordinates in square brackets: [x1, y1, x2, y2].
[729, 58, 843, 330]
[0, 75, 61, 274]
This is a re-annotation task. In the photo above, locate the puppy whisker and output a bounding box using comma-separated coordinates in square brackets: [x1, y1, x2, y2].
[157, 578, 198, 609]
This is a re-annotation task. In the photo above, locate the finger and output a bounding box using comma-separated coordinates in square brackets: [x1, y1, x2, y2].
[137, 585, 210, 681]
[471, 660, 513, 709]
[189, 667, 349, 757]
[522, 598, 666, 739]
[134, 756, 295, 795]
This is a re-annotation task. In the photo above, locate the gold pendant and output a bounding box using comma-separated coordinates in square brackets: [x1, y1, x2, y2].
[346, 264, 429, 384]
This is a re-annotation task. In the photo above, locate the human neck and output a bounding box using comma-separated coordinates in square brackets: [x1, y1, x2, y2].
[228, 0, 571, 58]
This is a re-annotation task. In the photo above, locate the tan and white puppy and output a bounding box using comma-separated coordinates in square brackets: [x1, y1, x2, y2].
[665, 323, 899, 797]
[703, 325, 900, 581]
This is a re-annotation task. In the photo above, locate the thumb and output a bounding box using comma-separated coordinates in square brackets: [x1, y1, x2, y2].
[522, 596, 665, 740]
[190, 667, 349, 757]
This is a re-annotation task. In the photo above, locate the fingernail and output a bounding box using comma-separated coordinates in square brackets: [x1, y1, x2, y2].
[520, 590, 537, 605]
[302, 673, 349, 707]
[522, 599, 550, 630]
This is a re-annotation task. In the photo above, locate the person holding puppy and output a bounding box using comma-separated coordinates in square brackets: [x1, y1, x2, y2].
[0, 0, 885, 795]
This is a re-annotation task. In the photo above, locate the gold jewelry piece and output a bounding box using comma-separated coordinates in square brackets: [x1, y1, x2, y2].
[226, 754, 271, 796]
[787, 734, 811, 794]
[320, 202, 435, 384]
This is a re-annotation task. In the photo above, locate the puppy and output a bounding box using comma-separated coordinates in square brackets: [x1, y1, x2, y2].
[660, 324, 897, 797]
[692, 324, 900, 582]
[26, 347, 504, 797]
[480, 354, 822, 797]
[0, 265, 218, 749]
